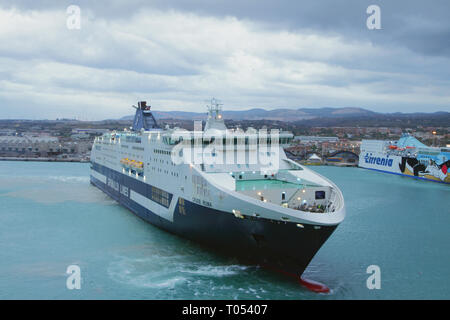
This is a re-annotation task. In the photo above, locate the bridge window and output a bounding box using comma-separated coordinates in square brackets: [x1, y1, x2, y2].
[315, 191, 325, 200]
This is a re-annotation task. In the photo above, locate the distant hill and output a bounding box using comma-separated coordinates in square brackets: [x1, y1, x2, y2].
[120, 107, 380, 121]
[119, 107, 450, 123]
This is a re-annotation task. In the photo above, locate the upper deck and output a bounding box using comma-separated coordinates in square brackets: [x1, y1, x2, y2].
[91, 100, 344, 217]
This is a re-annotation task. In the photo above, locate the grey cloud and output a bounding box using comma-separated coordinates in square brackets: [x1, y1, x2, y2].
[0, 1, 449, 119]
[4, 0, 449, 57]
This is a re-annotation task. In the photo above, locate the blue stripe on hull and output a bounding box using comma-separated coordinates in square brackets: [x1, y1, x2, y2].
[90, 175, 163, 226]
[90, 163, 337, 275]
[360, 166, 450, 184]
[91, 162, 173, 207]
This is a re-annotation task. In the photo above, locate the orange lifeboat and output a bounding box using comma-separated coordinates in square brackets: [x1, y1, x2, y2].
[131, 161, 143, 169]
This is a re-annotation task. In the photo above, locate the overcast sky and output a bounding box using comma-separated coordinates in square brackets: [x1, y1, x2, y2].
[0, 0, 449, 120]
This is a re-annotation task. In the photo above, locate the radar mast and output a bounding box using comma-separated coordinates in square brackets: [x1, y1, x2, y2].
[205, 98, 227, 131]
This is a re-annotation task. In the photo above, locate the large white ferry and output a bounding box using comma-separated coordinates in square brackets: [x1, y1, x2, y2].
[359, 134, 450, 184]
[90, 99, 345, 278]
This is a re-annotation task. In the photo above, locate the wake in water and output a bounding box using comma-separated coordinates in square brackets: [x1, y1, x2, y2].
[179, 264, 250, 277]
[107, 254, 253, 290]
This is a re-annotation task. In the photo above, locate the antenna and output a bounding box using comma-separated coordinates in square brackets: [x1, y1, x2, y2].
[206, 98, 223, 119]
[204, 98, 226, 130]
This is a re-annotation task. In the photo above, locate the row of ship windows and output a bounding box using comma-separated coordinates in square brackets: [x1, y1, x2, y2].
[154, 149, 173, 156]
[2, 147, 39, 151]
[149, 166, 181, 177]
[151, 186, 169, 207]
[150, 157, 176, 166]
[125, 136, 141, 143]
[119, 152, 143, 160]
[169, 137, 292, 146]
[100, 152, 116, 159]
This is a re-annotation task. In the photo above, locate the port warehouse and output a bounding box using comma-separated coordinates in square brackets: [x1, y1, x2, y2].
[0, 128, 107, 158]
[285, 136, 360, 165]
[285, 149, 359, 166]
[0, 135, 91, 157]
[324, 150, 359, 164]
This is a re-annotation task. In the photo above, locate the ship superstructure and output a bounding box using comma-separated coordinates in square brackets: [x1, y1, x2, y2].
[90, 99, 345, 277]
[359, 134, 450, 184]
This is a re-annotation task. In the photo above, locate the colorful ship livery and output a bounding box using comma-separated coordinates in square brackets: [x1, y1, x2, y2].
[359, 134, 450, 184]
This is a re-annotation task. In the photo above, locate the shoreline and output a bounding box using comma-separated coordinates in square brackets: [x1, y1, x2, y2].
[0, 157, 89, 163]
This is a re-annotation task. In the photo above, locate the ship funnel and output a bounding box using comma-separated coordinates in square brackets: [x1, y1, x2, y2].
[132, 101, 160, 131]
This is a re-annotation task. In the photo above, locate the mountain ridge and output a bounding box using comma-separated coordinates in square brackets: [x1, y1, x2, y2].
[120, 107, 448, 122]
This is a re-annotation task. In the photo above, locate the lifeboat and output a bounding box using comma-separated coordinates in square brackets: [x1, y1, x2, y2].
[130, 161, 143, 169]
[121, 159, 144, 172]
[388, 145, 397, 150]
[120, 158, 130, 165]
